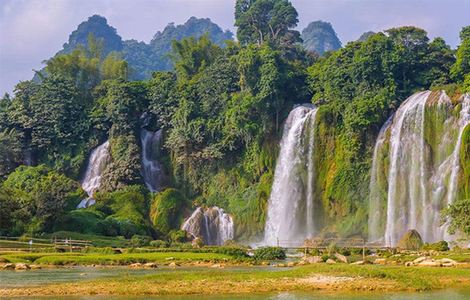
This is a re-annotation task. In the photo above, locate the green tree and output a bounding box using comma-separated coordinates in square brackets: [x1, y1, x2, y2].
[101, 52, 128, 80]
[444, 198, 470, 236]
[0, 129, 23, 178]
[451, 26, 470, 83]
[148, 72, 179, 129]
[0, 186, 18, 235]
[33, 172, 81, 231]
[30, 75, 87, 155]
[171, 35, 221, 81]
[386, 26, 430, 94]
[2, 165, 82, 234]
[235, 0, 300, 46]
[45, 33, 129, 94]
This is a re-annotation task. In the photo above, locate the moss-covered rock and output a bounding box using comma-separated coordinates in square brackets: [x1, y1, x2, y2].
[398, 229, 423, 250]
[459, 123, 470, 201]
[150, 188, 186, 237]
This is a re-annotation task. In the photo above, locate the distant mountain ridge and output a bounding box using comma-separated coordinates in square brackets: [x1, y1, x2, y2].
[52, 15, 233, 80]
[50, 15, 346, 78]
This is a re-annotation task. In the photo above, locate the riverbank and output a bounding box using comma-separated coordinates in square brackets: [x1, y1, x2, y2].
[2, 263, 470, 297]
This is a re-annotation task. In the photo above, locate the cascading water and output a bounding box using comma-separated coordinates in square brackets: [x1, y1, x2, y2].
[443, 94, 470, 239]
[264, 104, 319, 246]
[368, 91, 469, 246]
[182, 207, 234, 246]
[141, 129, 165, 192]
[78, 140, 111, 209]
[368, 116, 393, 243]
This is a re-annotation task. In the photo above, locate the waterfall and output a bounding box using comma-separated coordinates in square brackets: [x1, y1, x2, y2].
[263, 104, 319, 246]
[368, 91, 468, 246]
[182, 207, 234, 246]
[141, 129, 165, 192]
[368, 115, 393, 242]
[444, 94, 470, 240]
[78, 140, 111, 209]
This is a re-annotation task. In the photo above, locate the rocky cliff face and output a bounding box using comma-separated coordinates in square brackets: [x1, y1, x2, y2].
[301, 21, 342, 55]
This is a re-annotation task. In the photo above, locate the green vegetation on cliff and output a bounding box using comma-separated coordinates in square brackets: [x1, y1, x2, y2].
[0, 0, 469, 243]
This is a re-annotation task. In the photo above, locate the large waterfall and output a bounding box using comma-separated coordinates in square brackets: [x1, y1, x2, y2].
[369, 91, 470, 246]
[264, 104, 319, 246]
[78, 140, 111, 209]
[141, 129, 165, 192]
[182, 207, 234, 246]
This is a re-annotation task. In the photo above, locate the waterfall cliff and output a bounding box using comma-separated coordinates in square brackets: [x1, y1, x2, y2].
[182, 207, 234, 246]
[264, 104, 319, 246]
[141, 129, 165, 192]
[368, 91, 470, 246]
[78, 140, 111, 208]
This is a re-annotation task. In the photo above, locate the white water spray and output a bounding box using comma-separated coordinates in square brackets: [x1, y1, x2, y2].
[78, 141, 111, 208]
[264, 104, 319, 246]
[368, 91, 468, 246]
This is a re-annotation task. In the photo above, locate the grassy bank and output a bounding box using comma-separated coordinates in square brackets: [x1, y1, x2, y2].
[1, 264, 470, 297]
[0, 251, 235, 265]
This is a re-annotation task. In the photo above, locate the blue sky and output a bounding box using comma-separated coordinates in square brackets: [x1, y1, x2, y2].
[1, 0, 469, 96]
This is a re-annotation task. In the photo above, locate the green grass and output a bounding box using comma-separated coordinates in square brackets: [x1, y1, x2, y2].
[0, 240, 53, 249]
[0, 252, 233, 265]
[99, 263, 470, 292]
[4, 263, 470, 297]
[43, 231, 131, 248]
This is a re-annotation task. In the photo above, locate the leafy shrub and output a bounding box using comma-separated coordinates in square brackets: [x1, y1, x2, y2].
[169, 229, 187, 243]
[338, 248, 351, 256]
[130, 235, 152, 247]
[149, 240, 169, 248]
[98, 217, 121, 236]
[118, 220, 141, 239]
[253, 247, 286, 260]
[351, 248, 371, 255]
[169, 242, 193, 249]
[58, 210, 103, 234]
[326, 242, 338, 256]
[307, 248, 321, 256]
[321, 254, 330, 262]
[213, 246, 248, 258]
[422, 241, 449, 251]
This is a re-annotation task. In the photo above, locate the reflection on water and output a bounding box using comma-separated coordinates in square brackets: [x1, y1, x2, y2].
[3, 290, 470, 300]
[0, 267, 158, 288]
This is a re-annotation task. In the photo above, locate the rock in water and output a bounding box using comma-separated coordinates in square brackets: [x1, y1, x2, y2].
[334, 253, 348, 263]
[182, 207, 234, 246]
[398, 230, 423, 250]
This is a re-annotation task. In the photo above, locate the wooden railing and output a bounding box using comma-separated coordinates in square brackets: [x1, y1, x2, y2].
[0, 236, 92, 252]
[52, 238, 92, 252]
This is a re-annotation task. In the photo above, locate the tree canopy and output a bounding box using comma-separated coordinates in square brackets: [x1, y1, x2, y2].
[235, 0, 300, 46]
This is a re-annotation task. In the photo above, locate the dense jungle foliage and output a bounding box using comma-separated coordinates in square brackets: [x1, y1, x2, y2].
[0, 0, 469, 243]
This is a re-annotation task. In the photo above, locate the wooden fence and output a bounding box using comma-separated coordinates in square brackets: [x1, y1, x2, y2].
[0, 236, 92, 252]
